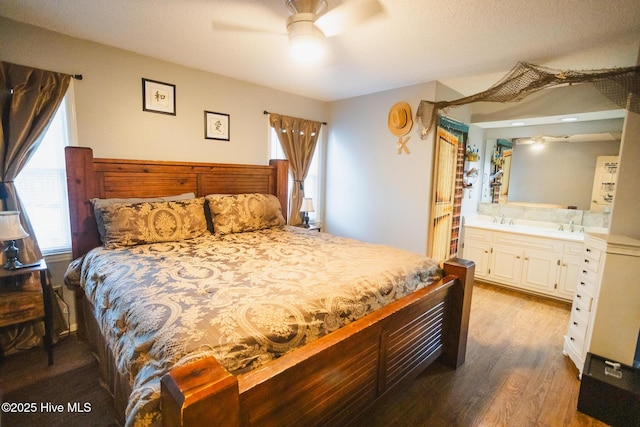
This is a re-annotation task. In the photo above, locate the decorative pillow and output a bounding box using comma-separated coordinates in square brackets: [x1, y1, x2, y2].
[91, 193, 195, 243]
[206, 193, 285, 235]
[97, 197, 208, 249]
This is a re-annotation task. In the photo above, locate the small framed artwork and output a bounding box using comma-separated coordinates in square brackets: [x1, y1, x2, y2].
[142, 78, 176, 115]
[204, 111, 230, 141]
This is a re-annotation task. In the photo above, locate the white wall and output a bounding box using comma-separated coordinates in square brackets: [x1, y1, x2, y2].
[325, 82, 470, 254]
[0, 17, 328, 164]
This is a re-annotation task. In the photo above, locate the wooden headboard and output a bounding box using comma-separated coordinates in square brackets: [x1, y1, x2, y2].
[65, 147, 289, 259]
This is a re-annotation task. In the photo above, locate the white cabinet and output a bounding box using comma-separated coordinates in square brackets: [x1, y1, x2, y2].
[462, 225, 582, 302]
[564, 233, 640, 375]
[490, 242, 524, 286]
[461, 228, 491, 279]
[557, 242, 584, 300]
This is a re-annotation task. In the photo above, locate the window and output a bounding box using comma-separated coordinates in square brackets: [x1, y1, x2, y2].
[15, 92, 75, 254]
[269, 127, 323, 223]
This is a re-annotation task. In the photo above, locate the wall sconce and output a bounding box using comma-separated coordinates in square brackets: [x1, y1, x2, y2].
[300, 198, 315, 228]
[0, 211, 29, 270]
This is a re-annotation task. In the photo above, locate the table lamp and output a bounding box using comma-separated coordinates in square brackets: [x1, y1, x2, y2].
[0, 211, 29, 270]
[300, 198, 315, 228]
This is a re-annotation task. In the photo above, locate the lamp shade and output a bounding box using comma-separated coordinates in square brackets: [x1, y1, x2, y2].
[0, 211, 29, 241]
[301, 198, 315, 213]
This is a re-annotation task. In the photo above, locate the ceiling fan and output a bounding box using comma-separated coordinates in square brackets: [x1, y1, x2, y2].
[215, 0, 386, 60]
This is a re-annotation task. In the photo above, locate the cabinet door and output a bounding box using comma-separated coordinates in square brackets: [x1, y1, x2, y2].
[462, 240, 491, 279]
[490, 244, 523, 286]
[557, 254, 581, 299]
[521, 249, 560, 294]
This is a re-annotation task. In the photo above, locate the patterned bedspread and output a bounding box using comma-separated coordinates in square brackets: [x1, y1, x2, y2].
[66, 226, 442, 426]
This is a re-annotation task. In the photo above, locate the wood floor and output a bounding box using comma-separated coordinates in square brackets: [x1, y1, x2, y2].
[0, 281, 609, 426]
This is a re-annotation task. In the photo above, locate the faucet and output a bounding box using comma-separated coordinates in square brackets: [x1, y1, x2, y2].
[558, 224, 564, 231]
[569, 220, 575, 233]
[500, 214, 505, 224]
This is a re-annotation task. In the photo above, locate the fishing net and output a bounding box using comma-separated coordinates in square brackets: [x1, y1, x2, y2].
[416, 61, 640, 139]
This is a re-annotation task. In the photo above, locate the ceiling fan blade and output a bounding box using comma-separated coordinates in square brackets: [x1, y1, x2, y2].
[315, 0, 385, 37]
[212, 20, 285, 36]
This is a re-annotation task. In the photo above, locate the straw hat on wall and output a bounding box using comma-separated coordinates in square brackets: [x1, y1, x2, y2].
[388, 102, 413, 137]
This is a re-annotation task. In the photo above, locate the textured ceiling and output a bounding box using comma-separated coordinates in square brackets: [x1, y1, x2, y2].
[1, 0, 639, 101]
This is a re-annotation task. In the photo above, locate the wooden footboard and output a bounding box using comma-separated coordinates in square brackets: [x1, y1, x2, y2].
[161, 258, 475, 426]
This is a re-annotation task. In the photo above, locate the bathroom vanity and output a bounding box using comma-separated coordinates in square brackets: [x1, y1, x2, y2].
[462, 217, 586, 302]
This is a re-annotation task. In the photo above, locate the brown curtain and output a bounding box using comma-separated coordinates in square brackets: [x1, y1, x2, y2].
[269, 113, 321, 225]
[0, 61, 71, 354]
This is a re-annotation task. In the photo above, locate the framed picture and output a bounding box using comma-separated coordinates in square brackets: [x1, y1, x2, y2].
[142, 78, 176, 115]
[204, 111, 230, 141]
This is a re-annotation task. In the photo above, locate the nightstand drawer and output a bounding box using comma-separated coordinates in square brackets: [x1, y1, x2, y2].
[0, 291, 44, 327]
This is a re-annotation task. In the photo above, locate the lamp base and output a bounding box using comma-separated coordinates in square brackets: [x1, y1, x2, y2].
[4, 259, 24, 270]
[3, 240, 23, 270]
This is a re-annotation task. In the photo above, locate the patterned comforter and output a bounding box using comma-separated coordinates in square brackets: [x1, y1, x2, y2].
[66, 225, 442, 426]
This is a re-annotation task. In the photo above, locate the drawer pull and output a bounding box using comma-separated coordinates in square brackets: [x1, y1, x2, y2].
[580, 281, 585, 286]
[584, 259, 589, 263]
[586, 248, 591, 252]
[576, 307, 581, 312]
[577, 294, 582, 299]
[583, 270, 588, 274]
[573, 321, 578, 326]
[570, 337, 575, 341]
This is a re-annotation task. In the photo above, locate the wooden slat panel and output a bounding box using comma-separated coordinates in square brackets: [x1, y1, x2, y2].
[385, 300, 445, 389]
[102, 172, 197, 198]
[199, 174, 271, 196]
[242, 330, 380, 427]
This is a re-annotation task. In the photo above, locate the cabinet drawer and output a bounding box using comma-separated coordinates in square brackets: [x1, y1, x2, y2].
[566, 328, 586, 355]
[582, 256, 600, 274]
[572, 296, 593, 318]
[583, 246, 602, 262]
[463, 227, 493, 242]
[494, 231, 563, 252]
[564, 242, 584, 256]
[577, 276, 597, 297]
[0, 291, 44, 328]
[579, 266, 599, 287]
[568, 311, 589, 342]
[573, 290, 593, 312]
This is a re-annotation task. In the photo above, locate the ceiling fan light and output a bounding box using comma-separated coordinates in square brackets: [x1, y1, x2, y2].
[289, 33, 324, 61]
[287, 17, 325, 62]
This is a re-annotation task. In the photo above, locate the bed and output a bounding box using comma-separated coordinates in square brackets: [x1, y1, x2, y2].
[64, 146, 475, 427]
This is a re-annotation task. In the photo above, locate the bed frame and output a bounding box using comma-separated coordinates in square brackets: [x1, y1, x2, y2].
[65, 146, 475, 427]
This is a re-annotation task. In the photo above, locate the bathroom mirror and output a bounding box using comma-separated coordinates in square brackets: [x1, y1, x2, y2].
[482, 133, 621, 210]
[473, 83, 625, 211]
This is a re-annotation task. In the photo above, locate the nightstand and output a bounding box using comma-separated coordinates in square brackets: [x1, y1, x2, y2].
[297, 222, 322, 232]
[0, 259, 53, 365]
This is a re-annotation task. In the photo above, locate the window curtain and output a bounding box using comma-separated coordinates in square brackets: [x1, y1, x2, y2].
[0, 61, 71, 354]
[269, 113, 321, 225]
